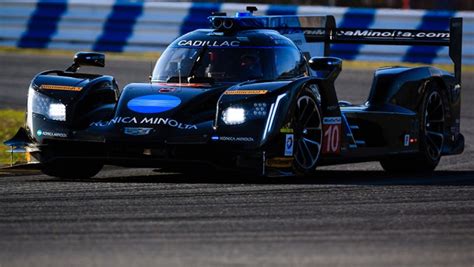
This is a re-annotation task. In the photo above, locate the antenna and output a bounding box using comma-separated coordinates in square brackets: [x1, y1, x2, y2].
[149, 61, 153, 83]
[178, 62, 182, 86]
[246, 6, 258, 14]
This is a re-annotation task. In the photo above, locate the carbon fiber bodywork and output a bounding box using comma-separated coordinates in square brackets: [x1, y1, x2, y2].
[5, 13, 464, 176]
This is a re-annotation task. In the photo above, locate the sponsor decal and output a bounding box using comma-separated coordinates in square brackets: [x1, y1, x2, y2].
[404, 134, 410, 146]
[337, 29, 449, 39]
[216, 136, 254, 142]
[177, 40, 240, 47]
[322, 117, 342, 154]
[284, 134, 294, 156]
[224, 90, 268, 95]
[323, 117, 342, 125]
[90, 116, 197, 130]
[280, 128, 294, 133]
[124, 127, 153, 136]
[303, 29, 449, 41]
[266, 157, 293, 168]
[40, 84, 82, 91]
[127, 95, 181, 114]
[36, 129, 67, 137]
[304, 29, 450, 38]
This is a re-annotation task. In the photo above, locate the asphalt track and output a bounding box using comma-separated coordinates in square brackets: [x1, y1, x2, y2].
[0, 52, 473, 266]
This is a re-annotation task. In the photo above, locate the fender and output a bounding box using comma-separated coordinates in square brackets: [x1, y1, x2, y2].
[216, 76, 340, 150]
[367, 66, 455, 111]
[368, 66, 462, 155]
[31, 70, 119, 129]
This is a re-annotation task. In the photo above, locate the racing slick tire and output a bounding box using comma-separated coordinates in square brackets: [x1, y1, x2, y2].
[380, 81, 447, 173]
[292, 88, 323, 175]
[41, 160, 103, 179]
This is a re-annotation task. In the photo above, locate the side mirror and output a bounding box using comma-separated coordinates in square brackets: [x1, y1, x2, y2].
[308, 57, 342, 80]
[66, 52, 105, 72]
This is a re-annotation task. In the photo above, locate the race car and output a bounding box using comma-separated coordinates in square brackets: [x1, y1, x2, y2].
[4, 7, 464, 178]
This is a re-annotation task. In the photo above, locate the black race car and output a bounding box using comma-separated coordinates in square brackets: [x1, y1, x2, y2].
[5, 8, 464, 178]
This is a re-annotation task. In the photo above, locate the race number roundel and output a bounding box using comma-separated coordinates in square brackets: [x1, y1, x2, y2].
[127, 95, 181, 114]
[322, 117, 342, 154]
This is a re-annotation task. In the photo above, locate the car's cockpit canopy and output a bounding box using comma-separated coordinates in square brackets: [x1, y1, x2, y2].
[152, 29, 308, 84]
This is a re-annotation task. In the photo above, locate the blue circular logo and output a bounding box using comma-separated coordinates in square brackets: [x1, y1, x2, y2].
[127, 95, 181, 114]
[36, 129, 43, 136]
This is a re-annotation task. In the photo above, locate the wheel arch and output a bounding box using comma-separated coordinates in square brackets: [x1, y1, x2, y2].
[368, 66, 454, 112]
[274, 77, 332, 133]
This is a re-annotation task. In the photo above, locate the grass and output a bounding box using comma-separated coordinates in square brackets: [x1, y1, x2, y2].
[0, 109, 26, 166]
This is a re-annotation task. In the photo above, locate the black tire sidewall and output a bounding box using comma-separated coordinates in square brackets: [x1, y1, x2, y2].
[418, 82, 448, 168]
[292, 87, 322, 175]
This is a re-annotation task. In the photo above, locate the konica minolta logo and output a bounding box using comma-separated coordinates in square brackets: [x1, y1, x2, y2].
[90, 117, 198, 130]
[303, 29, 449, 39]
[337, 29, 450, 39]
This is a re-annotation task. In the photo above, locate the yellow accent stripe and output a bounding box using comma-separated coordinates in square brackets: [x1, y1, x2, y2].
[266, 157, 293, 168]
[280, 128, 294, 133]
[40, 84, 82, 91]
[224, 90, 268, 95]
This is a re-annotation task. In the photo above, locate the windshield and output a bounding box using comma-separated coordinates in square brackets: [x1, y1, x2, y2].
[152, 46, 307, 83]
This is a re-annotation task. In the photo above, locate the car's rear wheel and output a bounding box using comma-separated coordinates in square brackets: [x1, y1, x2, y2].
[380, 82, 446, 172]
[292, 89, 323, 175]
[41, 160, 103, 179]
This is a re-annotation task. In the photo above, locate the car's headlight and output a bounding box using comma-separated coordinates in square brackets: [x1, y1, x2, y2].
[27, 87, 66, 122]
[222, 107, 245, 125]
[221, 103, 268, 125]
[48, 103, 66, 121]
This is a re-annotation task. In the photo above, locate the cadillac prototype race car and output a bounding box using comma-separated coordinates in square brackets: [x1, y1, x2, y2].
[5, 8, 464, 178]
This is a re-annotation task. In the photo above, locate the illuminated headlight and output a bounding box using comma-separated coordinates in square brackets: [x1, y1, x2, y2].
[221, 103, 269, 125]
[27, 87, 66, 123]
[222, 107, 246, 125]
[48, 103, 66, 121]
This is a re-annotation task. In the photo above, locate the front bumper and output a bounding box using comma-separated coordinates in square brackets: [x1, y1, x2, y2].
[30, 139, 267, 172]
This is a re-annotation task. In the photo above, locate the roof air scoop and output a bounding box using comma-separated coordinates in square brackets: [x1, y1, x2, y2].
[223, 19, 234, 29]
[212, 18, 223, 29]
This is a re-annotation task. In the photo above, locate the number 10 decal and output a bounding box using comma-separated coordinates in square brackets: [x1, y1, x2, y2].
[322, 117, 342, 154]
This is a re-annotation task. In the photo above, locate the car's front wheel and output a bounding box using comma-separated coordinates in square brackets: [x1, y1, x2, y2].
[41, 160, 103, 179]
[292, 89, 323, 175]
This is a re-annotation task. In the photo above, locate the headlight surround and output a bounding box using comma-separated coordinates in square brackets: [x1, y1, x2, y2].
[221, 102, 269, 125]
[27, 87, 66, 122]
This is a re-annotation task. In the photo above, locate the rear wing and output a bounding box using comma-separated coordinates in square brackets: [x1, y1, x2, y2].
[319, 16, 463, 84]
[208, 14, 462, 84]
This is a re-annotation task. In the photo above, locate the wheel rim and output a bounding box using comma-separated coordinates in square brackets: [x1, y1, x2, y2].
[294, 95, 322, 170]
[424, 91, 445, 161]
